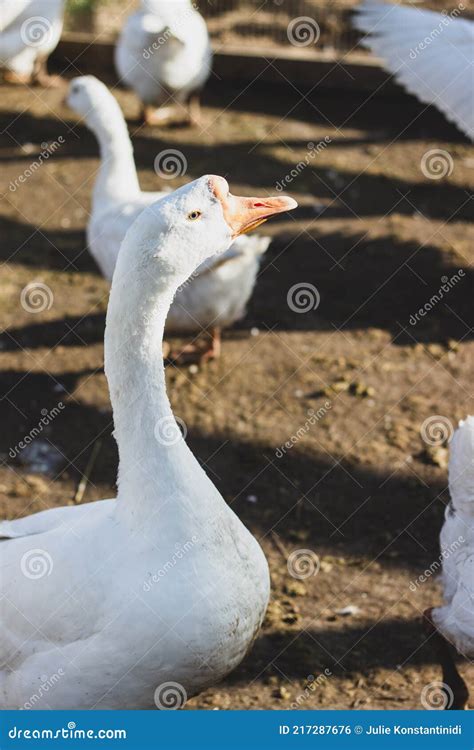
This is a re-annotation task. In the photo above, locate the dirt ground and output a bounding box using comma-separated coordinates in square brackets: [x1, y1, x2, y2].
[0, 68, 473, 710]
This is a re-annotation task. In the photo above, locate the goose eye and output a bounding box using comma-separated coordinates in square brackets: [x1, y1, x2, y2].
[188, 210, 202, 221]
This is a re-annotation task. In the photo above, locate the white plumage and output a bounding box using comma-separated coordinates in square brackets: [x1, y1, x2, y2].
[0, 175, 296, 709]
[354, 0, 474, 139]
[115, 0, 212, 125]
[67, 76, 271, 346]
[0, 0, 64, 81]
[433, 416, 474, 658]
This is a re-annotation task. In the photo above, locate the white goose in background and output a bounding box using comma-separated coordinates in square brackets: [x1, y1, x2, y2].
[0, 0, 65, 86]
[354, 1, 474, 139]
[67, 76, 272, 361]
[115, 0, 212, 126]
[0, 176, 297, 709]
[423, 417, 474, 710]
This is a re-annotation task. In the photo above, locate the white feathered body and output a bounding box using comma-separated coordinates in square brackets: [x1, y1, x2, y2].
[432, 417, 474, 657]
[0, 0, 64, 76]
[0, 487, 269, 708]
[115, 0, 212, 106]
[354, 0, 474, 139]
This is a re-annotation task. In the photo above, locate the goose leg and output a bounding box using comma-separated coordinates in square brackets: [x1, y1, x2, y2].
[3, 70, 33, 85]
[32, 57, 63, 88]
[423, 608, 469, 710]
[166, 328, 222, 366]
[187, 93, 202, 127]
[201, 326, 221, 361]
[142, 104, 177, 127]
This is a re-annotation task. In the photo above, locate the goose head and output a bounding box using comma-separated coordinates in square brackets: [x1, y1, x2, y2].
[66, 76, 123, 133]
[116, 175, 297, 287]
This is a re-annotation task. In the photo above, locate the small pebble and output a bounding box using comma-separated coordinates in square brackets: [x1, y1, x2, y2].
[250, 327, 259, 337]
[188, 364, 199, 374]
[335, 605, 361, 617]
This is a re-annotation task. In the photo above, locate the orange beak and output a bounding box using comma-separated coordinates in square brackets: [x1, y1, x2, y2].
[209, 176, 297, 238]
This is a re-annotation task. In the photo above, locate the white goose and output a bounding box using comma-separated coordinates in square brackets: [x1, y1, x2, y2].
[115, 0, 212, 126]
[0, 0, 65, 86]
[67, 76, 272, 361]
[354, 0, 474, 139]
[424, 417, 474, 710]
[0, 176, 297, 709]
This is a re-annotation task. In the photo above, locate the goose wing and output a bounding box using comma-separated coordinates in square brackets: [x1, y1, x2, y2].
[354, 0, 474, 138]
[0, 499, 114, 539]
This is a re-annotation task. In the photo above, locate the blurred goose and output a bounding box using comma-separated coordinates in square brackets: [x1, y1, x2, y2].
[0, 0, 65, 86]
[0, 176, 297, 709]
[115, 0, 212, 126]
[423, 417, 474, 710]
[354, 0, 474, 139]
[67, 76, 272, 361]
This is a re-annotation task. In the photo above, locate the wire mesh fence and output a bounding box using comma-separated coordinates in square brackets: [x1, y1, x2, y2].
[65, 0, 474, 57]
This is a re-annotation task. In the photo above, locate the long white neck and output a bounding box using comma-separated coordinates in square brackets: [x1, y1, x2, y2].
[88, 109, 141, 211]
[104, 231, 215, 530]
